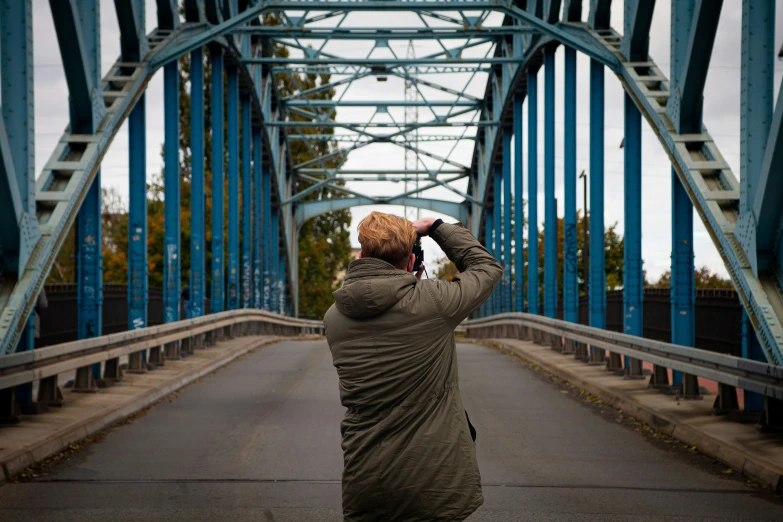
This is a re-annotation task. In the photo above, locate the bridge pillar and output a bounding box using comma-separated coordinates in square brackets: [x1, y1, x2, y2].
[513, 96, 524, 313]
[163, 60, 180, 323]
[128, 95, 148, 330]
[527, 69, 539, 316]
[623, 94, 645, 379]
[191, 48, 206, 318]
[485, 207, 494, 316]
[271, 205, 280, 312]
[503, 128, 513, 314]
[263, 163, 272, 311]
[227, 64, 240, 310]
[253, 128, 263, 308]
[494, 164, 502, 314]
[563, 47, 578, 328]
[588, 59, 606, 364]
[241, 94, 253, 309]
[544, 48, 557, 320]
[211, 46, 225, 314]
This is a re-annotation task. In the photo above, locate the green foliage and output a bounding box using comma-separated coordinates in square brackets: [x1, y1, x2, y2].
[653, 266, 733, 289]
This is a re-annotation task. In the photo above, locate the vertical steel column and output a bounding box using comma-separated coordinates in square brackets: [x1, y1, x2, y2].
[190, 48, 205, 318]
[485, 210, 494, 316]
[128, 94, 147, 329]
[241, 95, 252, 308]
[739, 0, 774, 411]
[623, 93, 644, 376]
[263, 165, 272, 310]
[494, 165, 503, 313]
[210, 47, 225, 313]
[163, 61, 180, 323]
[270, 206, 279, 312]
[563, 47, 578, 324]
[589, 59, 606, 343]
[253, 128, 263, 308]
[670, 0, 696, 387]
[503, 129, 513, 313]
[74, 0, 102, 380]
[513, 96, 524, 313]
[279, 251, 287, 315]
[544, 49, 557, 319]
[527, 69, 539, 315]
[227, 65, 240, 310]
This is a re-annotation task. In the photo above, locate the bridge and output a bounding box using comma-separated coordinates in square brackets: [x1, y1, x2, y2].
[1, 0, 783, 519]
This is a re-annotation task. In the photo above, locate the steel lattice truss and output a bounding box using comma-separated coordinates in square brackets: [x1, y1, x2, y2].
[2, 0, 783, 375]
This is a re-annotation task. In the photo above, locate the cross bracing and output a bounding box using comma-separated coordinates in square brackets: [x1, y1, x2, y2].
[0, 0, 781, 395]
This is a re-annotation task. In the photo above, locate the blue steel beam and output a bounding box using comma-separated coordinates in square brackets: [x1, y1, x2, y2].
[295, 197, 467, 227]
[503, 129, 513, 313]
[666, 0, 723, 135]
[0, 0, 39, 279]
[623, 94, 643, 339]
[563, 47, 578, 324]
[113, 0, 149, 62]
[241, 94, 253, 309]
[227, 65, 240, 310]
[205, 0, 224, 24]
[589, 58, 605, 332]
[514, 96, 524, 313]
[527, 69, 539, 316]
[211, 46, 225, 314]
[544, 49, 557, 319]
[190, 48, 206, 318]
[563, 0, 582, 22]
[119, 0, 147, 330]
[621, 0, 656, 62]
[155, 0, 178, 28]
[128, 95, 147, 330]
[494, 165, 503, 314]
[263, 164, 272, 311]
[736, 0, 775, 278]
[184, 0, 204, 22]
[253, 128, 263, 309]
[669, 0, 696, 385]
[485, 209, 494, 316]
[163, 61, 180, 323]
[588, 0, 612, 29]
[270, 207, 280, 313]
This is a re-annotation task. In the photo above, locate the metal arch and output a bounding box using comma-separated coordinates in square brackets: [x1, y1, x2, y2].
[295, 198, 468, 230]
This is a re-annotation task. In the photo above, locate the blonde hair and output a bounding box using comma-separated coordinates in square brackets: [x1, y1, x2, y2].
[358, 211, 417, 269]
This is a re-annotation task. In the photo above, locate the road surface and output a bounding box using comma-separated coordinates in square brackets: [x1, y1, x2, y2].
[0, 339, 781, 521]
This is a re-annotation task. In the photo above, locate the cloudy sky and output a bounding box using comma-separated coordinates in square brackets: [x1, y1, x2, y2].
[29, 2, 783, 282]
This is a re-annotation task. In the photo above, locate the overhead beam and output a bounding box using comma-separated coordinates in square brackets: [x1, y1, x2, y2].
[295, 197, 468, 228]
[621, 0, 656, 62]
[154, 0, 178, 29]
[666, 0, 723, 134]
[113, 0, 149, 62]
[588, 0, 613, 29]
[183, 0, 204, 22]
[563, 0, 582, 22]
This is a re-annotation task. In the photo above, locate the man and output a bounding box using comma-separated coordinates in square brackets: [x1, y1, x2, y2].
[324, 211, 502, 521]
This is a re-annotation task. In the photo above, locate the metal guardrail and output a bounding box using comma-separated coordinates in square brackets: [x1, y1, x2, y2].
[0, 310, 323, 423]
[463, 313, 783, 401]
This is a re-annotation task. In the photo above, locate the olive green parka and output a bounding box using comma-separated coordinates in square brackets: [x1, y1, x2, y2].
[324, 222, 502, 522]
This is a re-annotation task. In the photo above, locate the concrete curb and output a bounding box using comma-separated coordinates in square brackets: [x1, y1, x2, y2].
[474, 339, 783, 494]
[0, 336, 282, 482]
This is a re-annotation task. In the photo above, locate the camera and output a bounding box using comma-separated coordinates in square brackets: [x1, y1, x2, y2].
[412, 235, 424, 272]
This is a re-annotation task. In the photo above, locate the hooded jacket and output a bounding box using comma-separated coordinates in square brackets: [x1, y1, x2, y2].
[324, 222, 502, 522]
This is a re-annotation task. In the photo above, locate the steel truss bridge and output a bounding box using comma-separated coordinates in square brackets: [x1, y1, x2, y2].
[0, 1, 782, 417]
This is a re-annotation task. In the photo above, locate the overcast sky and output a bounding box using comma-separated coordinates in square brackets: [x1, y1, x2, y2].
[29, 2, 783, 282]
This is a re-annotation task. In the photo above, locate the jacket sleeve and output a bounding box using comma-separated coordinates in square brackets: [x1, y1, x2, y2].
[426, 222, 503, 328]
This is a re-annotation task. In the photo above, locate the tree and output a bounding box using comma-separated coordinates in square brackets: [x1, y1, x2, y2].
[653, 266, 733, 289]
[433, 258, 458, 282]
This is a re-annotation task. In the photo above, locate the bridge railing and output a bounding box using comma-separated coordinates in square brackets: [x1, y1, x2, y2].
[0, 311, 323, 424]
[463, 314, 783, 427]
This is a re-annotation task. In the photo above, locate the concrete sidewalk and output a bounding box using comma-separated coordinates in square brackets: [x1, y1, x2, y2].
[474, 337, 783, 494]
[0, 335, 292, 482]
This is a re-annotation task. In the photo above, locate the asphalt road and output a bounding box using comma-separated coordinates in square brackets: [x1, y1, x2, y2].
[1, 340, 782, 521]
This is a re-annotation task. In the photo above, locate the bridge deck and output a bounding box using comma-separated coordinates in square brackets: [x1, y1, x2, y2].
[0, 340, 781, 521]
